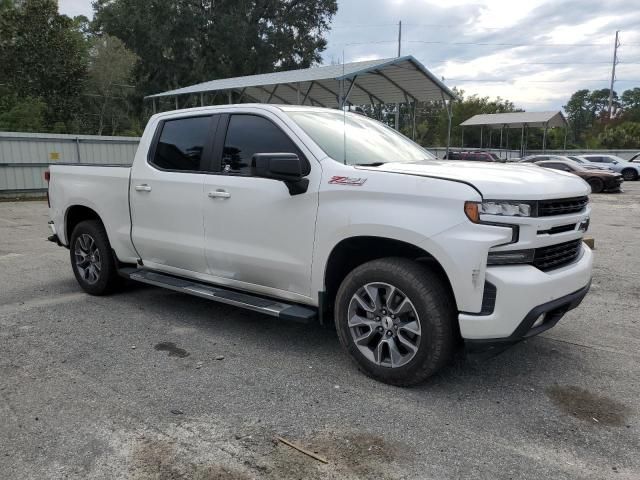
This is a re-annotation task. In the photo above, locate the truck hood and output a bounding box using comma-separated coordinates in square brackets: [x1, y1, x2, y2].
[358, 160, 591, 200]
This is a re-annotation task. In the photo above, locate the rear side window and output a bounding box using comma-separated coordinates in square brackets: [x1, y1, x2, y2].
[222, 114, 303, 176]
[151, 116, 212, 171]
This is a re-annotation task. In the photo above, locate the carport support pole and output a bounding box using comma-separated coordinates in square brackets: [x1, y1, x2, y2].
[152, 98, 156, 114]
[412, 101, 417, 140]
[506, 128, 509, 159]
[461, 127, 464, 148]
[480, 127, 483, 149]
[563, 127, 568, 152]
[520, 125, 525, 157]
[228, 91, 232, 104]
[200, 93, 204, 107]
[499, 126, 503, 154]
[175, 96, 178, 110]
[542, 122, 548, 152]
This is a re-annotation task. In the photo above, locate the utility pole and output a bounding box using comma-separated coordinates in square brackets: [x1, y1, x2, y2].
[607, 30, 620, 119]
[395, 21, 402, 130]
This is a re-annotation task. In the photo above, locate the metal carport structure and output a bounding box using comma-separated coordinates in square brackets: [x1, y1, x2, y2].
[145, 55, 457, 154]
[460, 111, 568, 157]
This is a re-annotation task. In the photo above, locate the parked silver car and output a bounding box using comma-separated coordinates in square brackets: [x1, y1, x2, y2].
[521, 155, 612, 172]
[577, 155, 640, 181]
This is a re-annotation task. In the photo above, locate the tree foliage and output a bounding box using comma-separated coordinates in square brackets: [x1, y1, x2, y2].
[92, 0, 338, 107]
[404, 90, 520, 148]
[83, 35, 139, 135]
[0, 0, 88, 129]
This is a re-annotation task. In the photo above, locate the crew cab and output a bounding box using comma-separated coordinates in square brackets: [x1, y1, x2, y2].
[47, 105, 593, 386]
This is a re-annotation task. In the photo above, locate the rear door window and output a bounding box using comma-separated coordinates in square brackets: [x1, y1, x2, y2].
[151, 116, 214, 171]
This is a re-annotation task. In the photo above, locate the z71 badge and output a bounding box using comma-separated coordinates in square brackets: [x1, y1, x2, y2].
[328, 176, 367, 186]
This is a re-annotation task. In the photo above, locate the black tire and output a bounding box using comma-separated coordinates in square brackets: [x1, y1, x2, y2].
[587, 177, 604, 194]
[621, 168, 638, 181]
[334, 257, 456, 386]
[69, 220, 121, 295]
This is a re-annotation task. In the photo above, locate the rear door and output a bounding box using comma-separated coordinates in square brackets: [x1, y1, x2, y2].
[201, 112, 320, 299]
[130, 114, 219, 274]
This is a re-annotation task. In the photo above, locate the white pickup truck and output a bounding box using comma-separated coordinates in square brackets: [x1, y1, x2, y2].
[47, 104, 593, 385]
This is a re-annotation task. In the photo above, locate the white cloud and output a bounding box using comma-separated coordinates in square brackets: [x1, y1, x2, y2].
[56, 0, 640, 111]
[323, 0, 640, 111]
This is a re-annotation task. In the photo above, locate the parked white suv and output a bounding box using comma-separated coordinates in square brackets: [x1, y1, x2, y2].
[47, 105, 593, 385]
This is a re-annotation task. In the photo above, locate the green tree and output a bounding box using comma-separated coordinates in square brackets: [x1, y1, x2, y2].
[621, 88, 640, 122]
[407, 89, 520, 148]
[598, 122, 640, 148]
[0, 95, 46, 132]
[92, 0, 337, 112]
[83, 35, 139, 135]
[563, 89, 591, 143]
[0, 0, 89, 131]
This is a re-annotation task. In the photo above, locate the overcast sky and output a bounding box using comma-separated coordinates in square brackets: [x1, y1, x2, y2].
[59, 0, 640, 111]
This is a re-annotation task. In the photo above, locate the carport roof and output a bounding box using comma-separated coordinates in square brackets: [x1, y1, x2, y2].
[145, 55, 456, 107]
[460, 111, 567, 129]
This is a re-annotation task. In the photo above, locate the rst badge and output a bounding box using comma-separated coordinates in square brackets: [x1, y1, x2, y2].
[328, 176, 367, 186]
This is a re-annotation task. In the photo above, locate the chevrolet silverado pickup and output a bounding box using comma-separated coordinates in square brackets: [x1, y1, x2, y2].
[47, 105, 593, 386]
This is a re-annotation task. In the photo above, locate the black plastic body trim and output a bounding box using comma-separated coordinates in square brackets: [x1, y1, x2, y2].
[460, 281, 496, 316]
[465, 280, 591, 357]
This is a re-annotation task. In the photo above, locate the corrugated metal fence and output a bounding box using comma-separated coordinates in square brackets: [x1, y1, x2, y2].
[1, 131, 638, 197]
[0, 131, 139, 196]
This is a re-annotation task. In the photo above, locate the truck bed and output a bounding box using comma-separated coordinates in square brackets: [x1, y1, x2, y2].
[48, 164, 138, 263]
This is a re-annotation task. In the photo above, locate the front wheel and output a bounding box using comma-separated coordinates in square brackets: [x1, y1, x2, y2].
[70, 220, 121, 295]
[587, 177, 604, 193]
[334, 258, 456, 386]
[621, 168, 638, 181]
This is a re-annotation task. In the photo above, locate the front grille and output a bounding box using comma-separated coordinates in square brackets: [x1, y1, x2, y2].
[533, 239, 582, 271]
[537, 196, 588, 217]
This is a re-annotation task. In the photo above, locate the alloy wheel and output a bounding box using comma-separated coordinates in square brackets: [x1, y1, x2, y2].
[347, 282, 421, 368]
[74, 234, 101, 285]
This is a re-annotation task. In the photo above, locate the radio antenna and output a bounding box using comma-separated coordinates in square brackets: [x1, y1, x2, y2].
[342, 49, 347, 165]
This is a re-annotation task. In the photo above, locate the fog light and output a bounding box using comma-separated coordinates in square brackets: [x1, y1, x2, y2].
[579, 218, 590, 232]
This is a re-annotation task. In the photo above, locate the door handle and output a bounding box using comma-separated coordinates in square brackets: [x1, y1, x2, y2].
[135, 184, 152, 192]
[208, 189, 231, 199]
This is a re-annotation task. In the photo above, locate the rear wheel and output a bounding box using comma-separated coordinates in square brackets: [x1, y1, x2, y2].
[70, 220, 121, 295]
[621, 168, 638, 181]
[587, 177, 604, 193]
[334, 258, 456, 386]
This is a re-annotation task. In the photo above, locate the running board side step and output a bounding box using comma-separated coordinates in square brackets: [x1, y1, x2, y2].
[118, 268, 317, 323]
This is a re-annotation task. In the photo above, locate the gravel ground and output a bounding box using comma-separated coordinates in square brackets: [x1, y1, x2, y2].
[0, 183, 638, 480]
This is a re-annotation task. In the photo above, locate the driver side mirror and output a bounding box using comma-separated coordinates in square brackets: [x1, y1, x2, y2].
[252, 153, 309, 195]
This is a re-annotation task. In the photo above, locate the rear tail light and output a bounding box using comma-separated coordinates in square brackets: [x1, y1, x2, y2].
[44, 169, 50, 207]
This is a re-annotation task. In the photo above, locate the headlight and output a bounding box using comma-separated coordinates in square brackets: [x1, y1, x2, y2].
[479, 201, 532, 217]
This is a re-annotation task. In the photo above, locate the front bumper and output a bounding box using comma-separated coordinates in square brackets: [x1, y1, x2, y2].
[459, 243, 593, 349]
[465, 280, 590, 355]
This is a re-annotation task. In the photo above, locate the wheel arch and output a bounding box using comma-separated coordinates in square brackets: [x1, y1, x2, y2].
[322, 236, 456, 320]
[65, 205, 104, 245]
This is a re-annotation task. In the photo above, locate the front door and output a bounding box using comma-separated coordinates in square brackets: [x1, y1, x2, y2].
[202, 112, 320, 300]
[130, 114, 218, 274]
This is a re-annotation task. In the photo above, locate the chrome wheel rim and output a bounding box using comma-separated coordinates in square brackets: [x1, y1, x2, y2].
[347, 282, 421, 368]
[74, 234, 101, 285]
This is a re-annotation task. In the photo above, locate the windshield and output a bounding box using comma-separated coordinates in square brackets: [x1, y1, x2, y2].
[286, 110, 435, 165]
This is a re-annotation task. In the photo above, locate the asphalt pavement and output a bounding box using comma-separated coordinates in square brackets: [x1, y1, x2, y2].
[1, 183, 638, 479]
